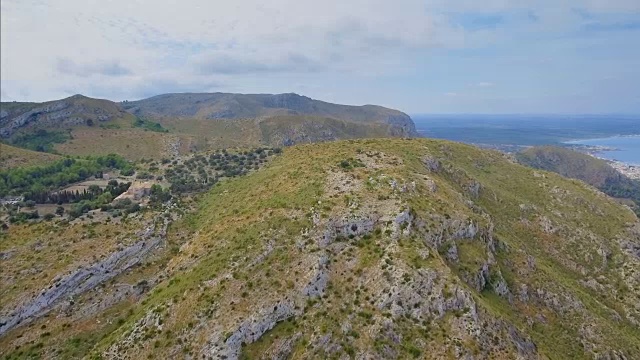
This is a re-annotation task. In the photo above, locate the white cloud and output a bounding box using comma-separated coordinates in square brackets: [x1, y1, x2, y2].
[2, 0, 464, 101]
[1, 0, 639, 111]
[56, 58, 132, 77]
[475, 82, 494, 87]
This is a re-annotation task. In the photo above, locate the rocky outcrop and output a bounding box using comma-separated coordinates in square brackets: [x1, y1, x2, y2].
[320, 215, 376, 247]
[0, 212, 170, 336]
[212, 300, 300, 359]
[302, 255, 329, 298]
[0, 95, 125, 138]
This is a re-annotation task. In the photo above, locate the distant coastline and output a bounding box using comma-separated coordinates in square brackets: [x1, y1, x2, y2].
[565, 136, 640, 179]
[564, 134, 640, 163]
[413, 115, 640, 178]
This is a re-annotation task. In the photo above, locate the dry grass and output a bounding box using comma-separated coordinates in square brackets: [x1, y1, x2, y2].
[0, 143, 62, 169]
[0, 218, 145, 313]
[54, 128, 176, 160]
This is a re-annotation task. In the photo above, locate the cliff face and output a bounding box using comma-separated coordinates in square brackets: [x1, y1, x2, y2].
[0, 95, 126, 138]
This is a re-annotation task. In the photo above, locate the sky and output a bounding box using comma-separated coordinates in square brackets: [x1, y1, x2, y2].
[1, 0, 639, 114]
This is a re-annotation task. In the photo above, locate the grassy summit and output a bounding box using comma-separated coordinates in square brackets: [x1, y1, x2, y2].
[2, 139, 639, 359]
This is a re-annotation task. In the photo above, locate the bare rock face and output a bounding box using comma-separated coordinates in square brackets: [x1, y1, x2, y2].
[474, 263, 490, 291]
[445, 242, 460, 263]
[320, 215, 376, 247]
[0, 214, 170, 336]
[423, 156, 441, 172]
[491, 269, 513, 300]
[0, 95, 125, 138]
[467, 180, 482, 198]
[216, 300, 300, 359]
[508, 325, 537, 358]
[302, 255, 329, 298]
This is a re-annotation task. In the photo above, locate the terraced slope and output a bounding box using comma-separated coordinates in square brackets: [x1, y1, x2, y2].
[2, 139, 639, 359]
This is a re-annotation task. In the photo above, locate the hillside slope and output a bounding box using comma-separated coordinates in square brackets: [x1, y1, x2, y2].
[123, 92, 419, 137]
[517, 146, 640, 214]
[0, 95, 128, 139]
[101, 139, 640, 359]
[1, 94, 419, 159]
[0, 143, 62, 169]
[3, 139, 637, 359]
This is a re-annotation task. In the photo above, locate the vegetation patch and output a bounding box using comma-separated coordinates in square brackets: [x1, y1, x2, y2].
[133, 117, 169, 133]
[10, 129, 70, 152]
[0, 154, 133, 199]
[164, 147, 280, 194]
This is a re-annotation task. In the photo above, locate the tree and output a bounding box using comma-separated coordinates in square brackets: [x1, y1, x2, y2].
[55, 206, 65, 216]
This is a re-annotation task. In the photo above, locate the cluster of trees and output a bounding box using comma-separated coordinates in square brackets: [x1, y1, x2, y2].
[2, 180, 135, 221]
[133, 117, 168, 133]
[10, 129, 70, 152]
[602, 177, 640, 216]
[67, 197, 140, 219]
[148, 184, 172, 208]
[164, 147, 280, 194]
[0, 154, 134, 198]
[7, 210, 40, 224]
[24, 180, 131, 204]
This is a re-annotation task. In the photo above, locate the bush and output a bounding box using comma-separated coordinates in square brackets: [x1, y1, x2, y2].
[120, 168, 135, 176]
[136, 172, 154, 180]
[125, 202, 141, 214]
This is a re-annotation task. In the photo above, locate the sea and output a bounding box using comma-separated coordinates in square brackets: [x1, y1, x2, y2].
[412, 114, 640, 165]
[566, 135, 640, 165]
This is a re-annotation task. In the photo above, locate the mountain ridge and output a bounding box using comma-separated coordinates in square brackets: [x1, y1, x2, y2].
[0, 95, 128, 138]
[121, 92, 419, 137]
[1, 93, 419, 157]
[1, 139, 639, 359]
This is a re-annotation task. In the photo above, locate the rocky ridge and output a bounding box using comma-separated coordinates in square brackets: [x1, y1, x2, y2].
[1, 139, 639, 359]
[0, 201, 180, 336]
[0, 95, 126, 138]
[92, 139, 640, 359]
